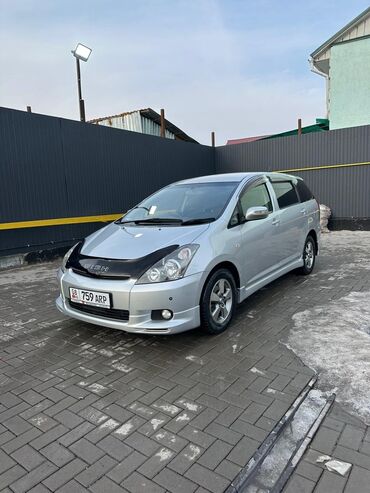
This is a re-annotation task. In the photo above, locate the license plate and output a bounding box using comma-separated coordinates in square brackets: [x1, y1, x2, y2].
[69, 287, 111, 308]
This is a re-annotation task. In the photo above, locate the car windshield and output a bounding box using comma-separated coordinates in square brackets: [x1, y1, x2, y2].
[120, 182, 238, 225]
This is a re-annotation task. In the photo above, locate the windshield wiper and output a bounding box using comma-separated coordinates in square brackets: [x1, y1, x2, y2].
[182, 217, 215, 225]
[120, 218, 183, 225]
[119, 217, 215, 226]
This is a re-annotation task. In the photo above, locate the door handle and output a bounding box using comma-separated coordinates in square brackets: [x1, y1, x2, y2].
[300, 209, 307, 215]
[272, 218, 280, 226]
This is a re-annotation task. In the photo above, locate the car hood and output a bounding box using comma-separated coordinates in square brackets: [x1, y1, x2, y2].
[81, 222, 209, 259]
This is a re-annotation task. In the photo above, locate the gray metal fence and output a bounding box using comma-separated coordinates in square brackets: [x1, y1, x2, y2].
[0, 107, 213, 255]
[216, 125, 370, 228]
[1, 106, 370, 257]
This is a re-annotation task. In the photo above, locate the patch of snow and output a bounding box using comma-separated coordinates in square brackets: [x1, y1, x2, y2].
[250, 367, 265, 376]
[98, 349, 114, 357]
[177, 399, 199, 412]
[100, 419, 120, 430]
[155, 448, 173, 462]
[111, 362, 133, 373]
[150, 418, 165, 430]
[79, 350, 94, 358]
[113, 346, 133, 356]
[316, 455, 332, 463]
[0, 334, 13, 341]
[34, 341, 47, 348]
[129, 403, 153, 416]
[114, 421, 133, 436]
[266, 388, 277, 394]
[185, 355, 204, 365]
[287, 291, 370, 424]
[79, 343, 93, 350]
[77, 366, 94, 376]
[176, 413, 190, 422]
[31, 416, 47, 427]
[84, 410, 108, 424]
[184, 444, 201, 461]
[325, 459, 352, 476]
[153, 403, 180, 415]
[155, 430, 176, 443]
[88, 383, 108, 394]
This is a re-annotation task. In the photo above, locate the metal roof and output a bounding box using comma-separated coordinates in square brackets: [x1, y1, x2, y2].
[226, 135, 269, 145]
[226, 120, 329, 145]
[311, 7, 370, 59]
[89, 108, 197, 143]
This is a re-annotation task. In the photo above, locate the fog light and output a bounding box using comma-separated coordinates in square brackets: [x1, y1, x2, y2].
[161, 309, 173, 320]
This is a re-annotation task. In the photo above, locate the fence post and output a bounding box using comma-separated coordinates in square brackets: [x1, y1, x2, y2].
[160, 109, 165, 138]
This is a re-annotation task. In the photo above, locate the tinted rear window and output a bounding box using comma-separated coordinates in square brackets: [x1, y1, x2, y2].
[271, 181, 299, 209]
[296, 180, 314, 202]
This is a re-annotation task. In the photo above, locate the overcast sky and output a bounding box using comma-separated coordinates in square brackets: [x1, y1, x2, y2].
[1, 0, 369, 144]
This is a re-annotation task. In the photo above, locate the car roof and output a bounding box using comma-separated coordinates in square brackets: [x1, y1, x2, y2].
[175, 172, 263, 185]
[175, 172, 299, 185]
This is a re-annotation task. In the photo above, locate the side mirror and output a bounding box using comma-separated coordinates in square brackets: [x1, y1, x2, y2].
[245, 206, 269, 221]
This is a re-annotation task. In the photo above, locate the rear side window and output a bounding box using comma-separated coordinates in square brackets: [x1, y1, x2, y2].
[271, 181, 299, 209]
[296, 180, 314, 202]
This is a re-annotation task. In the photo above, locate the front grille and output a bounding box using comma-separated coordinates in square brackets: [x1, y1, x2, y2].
[68, 300, 129, 322]
[71, 268, 130, 280]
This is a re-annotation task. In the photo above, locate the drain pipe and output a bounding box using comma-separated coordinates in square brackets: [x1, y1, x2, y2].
[309, 57, 329, 120]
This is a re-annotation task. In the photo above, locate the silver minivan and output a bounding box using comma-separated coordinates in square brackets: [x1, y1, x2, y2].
[56, 172, 320, 335]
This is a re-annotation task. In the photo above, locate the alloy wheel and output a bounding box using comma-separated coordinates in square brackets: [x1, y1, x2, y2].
[209, 278, 233, 323]
[304, 240, 315, 269]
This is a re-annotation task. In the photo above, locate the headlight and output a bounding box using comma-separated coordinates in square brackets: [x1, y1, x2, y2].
[137, 244, 199, 284]
[61, 243, 79, 272]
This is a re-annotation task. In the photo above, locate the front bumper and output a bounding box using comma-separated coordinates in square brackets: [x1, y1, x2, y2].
[56, 268, 202, 334]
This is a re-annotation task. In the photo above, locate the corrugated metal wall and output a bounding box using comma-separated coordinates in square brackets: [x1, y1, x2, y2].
[94, 112, 175, 139]
[216, 125, 370, 223]
[0, 107, 213, 255]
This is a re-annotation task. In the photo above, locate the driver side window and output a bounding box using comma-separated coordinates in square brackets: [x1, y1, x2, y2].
[240, 184, 273, 216]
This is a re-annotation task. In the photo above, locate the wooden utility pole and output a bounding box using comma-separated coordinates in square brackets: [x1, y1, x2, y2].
[211, 131, 215, 147]
[160, 109, 165, 137]
[298, 118, 302, 136]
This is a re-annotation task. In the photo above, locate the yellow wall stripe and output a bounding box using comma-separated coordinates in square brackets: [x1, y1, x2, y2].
[277, 160, 370, 173]
[1, 160, 370, 231]
[0, 214, 122, 231]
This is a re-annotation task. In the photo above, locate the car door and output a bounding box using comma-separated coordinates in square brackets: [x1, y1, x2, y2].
[237, 181, 281, 287]
[270, 179, 306, 265]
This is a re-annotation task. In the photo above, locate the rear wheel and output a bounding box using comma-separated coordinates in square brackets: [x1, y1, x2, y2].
[298, 235, 316, 275]
[200, 269, 236, 334]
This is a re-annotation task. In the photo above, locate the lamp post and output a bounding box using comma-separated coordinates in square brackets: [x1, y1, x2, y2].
[71, 43, 92, 122]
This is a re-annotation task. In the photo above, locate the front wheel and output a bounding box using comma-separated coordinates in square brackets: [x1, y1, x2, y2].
[200, 269, 236, 335]
[298, 235, 316, 275]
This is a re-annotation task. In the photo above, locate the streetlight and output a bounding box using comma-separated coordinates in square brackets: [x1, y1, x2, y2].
[71, 43, 92, 122]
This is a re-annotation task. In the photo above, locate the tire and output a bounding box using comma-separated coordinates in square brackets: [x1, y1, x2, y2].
[298, 235, 316, 275]
[200, 269, 237, 335]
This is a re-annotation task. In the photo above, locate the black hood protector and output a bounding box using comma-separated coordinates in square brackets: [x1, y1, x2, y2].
[66, 241, 179, 280]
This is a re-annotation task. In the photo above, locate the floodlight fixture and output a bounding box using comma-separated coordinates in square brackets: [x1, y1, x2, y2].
[72, 43, 92, 62]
